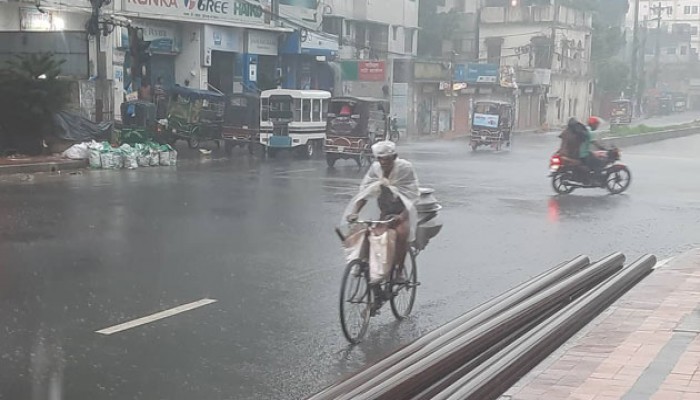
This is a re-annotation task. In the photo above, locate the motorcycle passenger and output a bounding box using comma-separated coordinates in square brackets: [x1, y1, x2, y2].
[580, 116, 607, 182]
[346, 141, 420, 312]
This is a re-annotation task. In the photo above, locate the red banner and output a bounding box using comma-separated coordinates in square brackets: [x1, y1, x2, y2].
[358, 61, 385, 81]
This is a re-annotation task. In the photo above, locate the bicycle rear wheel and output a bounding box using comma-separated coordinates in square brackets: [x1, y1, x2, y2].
[339, 260, 372, 344]
[390, 249, 418, 320]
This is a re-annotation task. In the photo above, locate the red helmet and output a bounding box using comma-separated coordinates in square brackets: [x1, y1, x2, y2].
[587, 116, 601, 128]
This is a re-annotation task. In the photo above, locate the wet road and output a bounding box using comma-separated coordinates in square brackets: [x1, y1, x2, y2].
[1, 133, 699, 400]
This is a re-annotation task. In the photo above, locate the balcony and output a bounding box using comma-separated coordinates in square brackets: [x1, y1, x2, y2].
[480, 5, 592, 29]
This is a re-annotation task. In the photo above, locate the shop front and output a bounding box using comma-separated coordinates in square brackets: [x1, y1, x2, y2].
[244, 29, 279, 92]
[280, 30, 338, 91]
[202, 25, 244, 94]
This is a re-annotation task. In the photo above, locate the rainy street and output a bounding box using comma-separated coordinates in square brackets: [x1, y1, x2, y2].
[1, 133, 700, 400]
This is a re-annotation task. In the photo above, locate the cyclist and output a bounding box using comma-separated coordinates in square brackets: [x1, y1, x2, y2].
[345, 141, 420, 310]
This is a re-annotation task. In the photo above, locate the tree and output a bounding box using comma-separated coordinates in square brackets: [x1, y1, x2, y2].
[417, 0, 461, 58]
[0, 53, 70, 155]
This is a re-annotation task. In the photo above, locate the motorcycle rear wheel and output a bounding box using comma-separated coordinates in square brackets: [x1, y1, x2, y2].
[552, 172, 575, 194]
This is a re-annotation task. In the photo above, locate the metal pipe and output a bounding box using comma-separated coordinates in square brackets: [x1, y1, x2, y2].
[338, 253, 625, 400]
[436, 254, 656, 400]
[306, 255, 590, 400]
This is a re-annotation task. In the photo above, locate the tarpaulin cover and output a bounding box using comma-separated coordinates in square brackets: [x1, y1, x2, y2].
[52, 111, 113, 142]
[342, 158, 420, 241]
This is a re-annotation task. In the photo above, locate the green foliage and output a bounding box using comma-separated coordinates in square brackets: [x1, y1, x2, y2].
[417, 0, 461, 58]
[595, 59, 630, 94]
[0, 53, 71, 154]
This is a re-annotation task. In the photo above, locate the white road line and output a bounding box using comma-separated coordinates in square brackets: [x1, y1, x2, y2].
[275, 168, 316, 175]
[95, 298, 218, 335]
[653, 257, 675, 270]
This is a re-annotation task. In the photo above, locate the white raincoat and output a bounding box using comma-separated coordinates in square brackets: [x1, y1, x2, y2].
[342, 158, 421, 241]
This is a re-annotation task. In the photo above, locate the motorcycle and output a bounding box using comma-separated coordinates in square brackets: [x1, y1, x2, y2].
[549, 148, 632, 195]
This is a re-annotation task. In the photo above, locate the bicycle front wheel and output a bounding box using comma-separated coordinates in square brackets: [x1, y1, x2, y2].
[390, 249, 418, 320]
[339, 260, 372, 344]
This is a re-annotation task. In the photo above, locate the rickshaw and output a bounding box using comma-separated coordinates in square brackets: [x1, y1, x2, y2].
[118, 100, 170, 145]
[166, 86, 226, 149]
[610, 99, 632, 127]
[221, 93, 261, 155]
[324, 97, 389, 167]
[470, 100, 513, 151]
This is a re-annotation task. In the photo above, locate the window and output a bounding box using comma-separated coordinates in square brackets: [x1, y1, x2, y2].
[694, 6, 699, 14]
[685, 5, 691, 14]
[322, 17, 343, 38]
[294, 98, 302, 121]
[302, 99, 311, 122]
[312, 99, 321, 122]
[667, 47, 677, 55]
[261, 98, 269, 121]
[692, 26, 699, 35]
[668, 6, 673, 15]
[404, 29, 414, 53]
[681, 46, 688, 55]
[322, 100, 328, 121]
[392, 26, 398, 41]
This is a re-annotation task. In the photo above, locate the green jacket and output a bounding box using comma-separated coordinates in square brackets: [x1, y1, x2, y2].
[579, 127, 594, 158]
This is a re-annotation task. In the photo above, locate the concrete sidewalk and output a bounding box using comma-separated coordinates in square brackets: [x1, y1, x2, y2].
[502, 249, 700, 400]
[0, 155, 86, 174]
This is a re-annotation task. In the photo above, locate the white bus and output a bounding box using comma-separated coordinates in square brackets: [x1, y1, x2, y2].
[259, 89, 332, 158]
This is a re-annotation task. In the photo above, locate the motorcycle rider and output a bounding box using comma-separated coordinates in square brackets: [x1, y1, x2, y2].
[580, 116, 607, 183]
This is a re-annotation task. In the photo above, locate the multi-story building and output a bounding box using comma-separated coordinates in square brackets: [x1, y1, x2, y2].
[478, 2, 594, 128]
[321, 0, 419, 133]
[626, 0, 700, 56]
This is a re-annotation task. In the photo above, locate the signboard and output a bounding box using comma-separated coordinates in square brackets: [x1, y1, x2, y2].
[414, 62, 445, 81]
[466, 63, 499, 83]
[473, 113, 499, 128]
[247, 30, 277, 55]
[279, 0, 319, 29]
[204, 25, 243, 52]
[123, 0, 266, 26]
[358, 61, 385, 81]
[439, 82, 467, 91]
[20, 8, 56, 31]
[301, 31, 339, 56]
[500, 65, 518, 89]
[120, 21, 180, 53]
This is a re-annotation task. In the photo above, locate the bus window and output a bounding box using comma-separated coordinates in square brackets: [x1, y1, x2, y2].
[303, 99, 311, 122]
[261, 98, 269, 121]
[312, 99, 321, 122]
[294, 98, 302, 121]
[322, 99, 328, 121]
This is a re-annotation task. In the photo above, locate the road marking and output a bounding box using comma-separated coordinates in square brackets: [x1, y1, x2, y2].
[95, 298, 217, 335]
[275, 168, 316, 175]
[653, 257, 675, 270]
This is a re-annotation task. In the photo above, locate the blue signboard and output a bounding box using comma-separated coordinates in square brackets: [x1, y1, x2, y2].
[465, 63, 499, 83]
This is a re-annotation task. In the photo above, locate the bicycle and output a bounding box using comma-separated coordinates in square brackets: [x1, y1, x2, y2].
[336, 219, 419, 344]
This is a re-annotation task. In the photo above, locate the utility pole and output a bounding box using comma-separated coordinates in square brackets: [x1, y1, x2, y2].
[630, 0, 640, 113]
[651, 2, 671, 88]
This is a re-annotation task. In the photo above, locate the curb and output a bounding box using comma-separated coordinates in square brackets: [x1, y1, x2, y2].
[0, 159, 87, 175]
[600, 126, 700, 148]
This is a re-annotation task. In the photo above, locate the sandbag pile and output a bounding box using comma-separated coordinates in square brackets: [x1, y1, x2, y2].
[80, 141, 178, 170]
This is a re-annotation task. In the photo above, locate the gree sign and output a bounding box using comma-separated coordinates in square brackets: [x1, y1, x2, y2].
[124, 0, 265, 25]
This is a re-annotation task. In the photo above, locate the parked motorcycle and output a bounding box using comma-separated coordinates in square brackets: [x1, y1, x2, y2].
[549, 148, 631, 195]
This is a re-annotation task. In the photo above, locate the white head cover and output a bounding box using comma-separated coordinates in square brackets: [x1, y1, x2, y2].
[342, 157, 421, 241]
[371, 140, 397, 158]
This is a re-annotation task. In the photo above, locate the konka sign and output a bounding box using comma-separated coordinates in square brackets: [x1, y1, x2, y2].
[124, 0, 266, 25]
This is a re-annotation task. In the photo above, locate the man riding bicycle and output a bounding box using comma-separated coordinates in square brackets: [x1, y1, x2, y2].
[345, 141, 420, 311]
